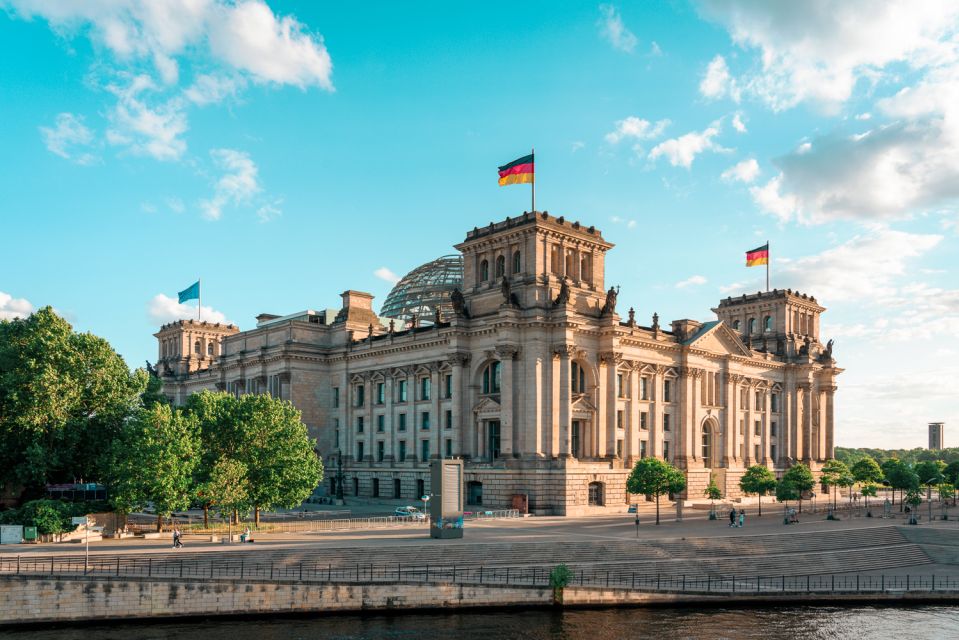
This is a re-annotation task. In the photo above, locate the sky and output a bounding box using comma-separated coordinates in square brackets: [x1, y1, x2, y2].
[1, 1, 957, 449]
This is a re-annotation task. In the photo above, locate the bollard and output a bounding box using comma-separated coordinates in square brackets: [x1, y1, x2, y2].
[17, 555, 20, 575]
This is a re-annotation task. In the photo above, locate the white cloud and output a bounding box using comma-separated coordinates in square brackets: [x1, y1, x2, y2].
[731, 112, 747, 133]
[598, 4, 638, 53]
[571, 141, 585, 153]
[0, 292, 35, 320]
[855, 112, 872, 121]
[184, 73, 245, 106]
[374, 267, 401, 285]
[148, 293, 230, 325]
[39, 113, 96, 164]
[610, 215, 638, 229]
[200, 148, 260, 220]
[748, 174, 799, 222]
[721, 157, 760, 183]
[699, 54, 740, 101]
[605, 116, 670, 144]
[166, 197, 185, 213]
[648, 123, 725, 168]
[256, 199, 282, 223]
[105, 74, 188, 161]
[675, 275, 707, 288]
[698, 0, 959, 111]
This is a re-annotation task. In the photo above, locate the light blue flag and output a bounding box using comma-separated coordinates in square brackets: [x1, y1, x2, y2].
[178, 280, 200, 303]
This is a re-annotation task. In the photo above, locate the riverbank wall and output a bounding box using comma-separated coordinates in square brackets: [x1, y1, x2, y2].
[3, 575, 959, 626]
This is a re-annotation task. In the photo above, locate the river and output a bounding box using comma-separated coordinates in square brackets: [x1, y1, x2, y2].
[0, 606, 956, 639]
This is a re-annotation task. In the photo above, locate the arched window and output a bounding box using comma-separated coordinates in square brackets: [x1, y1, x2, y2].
[764, 315, 773, 332]
[702, 424, 713, 466]
[747, 318, 756, 335]
[482, 361, 501, 394]
[207, 342, 214, 356]
[588, 481, 605, 506]
[571, 361, 587, 394]
[495, 255, 505, 278]
[480, 259, 489, 281]
[733, 320, 741, 331]
[512, 251, 521, 274]
[194, 340, 201, 354]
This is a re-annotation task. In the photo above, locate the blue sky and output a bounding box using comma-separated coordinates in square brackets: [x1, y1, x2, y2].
[2, 1, 957, 448]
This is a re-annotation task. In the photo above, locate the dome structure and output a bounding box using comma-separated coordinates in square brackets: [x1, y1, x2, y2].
[380, 255, 464, 323]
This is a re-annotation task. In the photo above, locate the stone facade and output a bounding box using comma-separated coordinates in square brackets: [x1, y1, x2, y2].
[156, 211, 841, 515]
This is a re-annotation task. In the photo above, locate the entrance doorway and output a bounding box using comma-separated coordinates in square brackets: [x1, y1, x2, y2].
[393, 478, 402, 499]
[487, 420, 501, 459]
[467, 481, 483, 505]
[571, 421, 582, 458]
[416, 478, 425, 500]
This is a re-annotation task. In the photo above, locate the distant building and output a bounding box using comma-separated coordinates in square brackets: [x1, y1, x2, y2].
[929, 422, 945, 450]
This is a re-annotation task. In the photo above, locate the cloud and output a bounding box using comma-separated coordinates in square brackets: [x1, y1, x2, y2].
[256, 199, 282, 223]
[648, 122, 726, 168]
[610, 215, 638, 229]
[0, 292, 35, 320]
[721, 158, 760, 183]
[699, 54, 740, 101]
[39, 113, 96, 164]
[184, 73, 245, 106]
[675, 275, 707, 288]
[605, 116, 670, 144]
[731, 112, 747, 133]
[598, 4, 638, 53]
[105, 74, 188, 160]
[148, 293, 230, 325]
[571, 141, 585, 153]
[200, 148, 260, 220]
[697, 0, 959, 111]
[374, 267, 401, 285]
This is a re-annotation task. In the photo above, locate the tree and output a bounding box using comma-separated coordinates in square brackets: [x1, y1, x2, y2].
[944, 460, 959, 488]
[626, 458, 686, 525]
[915, 460, 946, 499]
[860, 484, 878, 515]
[17, 499, 77, 539]
[186, 391, 244, 526]
[782, 464, 815, 513]
[820, 459, 850, 509]
[776, 478, 800, 509]
[739, 465, 777, 516]
[851, 457, 883, 487]
[0, 307, 145, 502]
[882, 459, 919, 511]
[106, 404, 199, 531]
[195, 457, 249, 531]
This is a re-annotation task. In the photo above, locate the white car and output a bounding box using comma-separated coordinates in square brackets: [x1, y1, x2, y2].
[394, 506, 426, 520]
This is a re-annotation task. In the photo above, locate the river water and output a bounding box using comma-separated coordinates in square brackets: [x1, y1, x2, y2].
[1, 606, 956, 640]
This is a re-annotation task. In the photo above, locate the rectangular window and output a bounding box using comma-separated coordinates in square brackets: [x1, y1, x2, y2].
[398, 413, 407, 432]
[754, 444, 760, 460]
[357, 417, 364, 433]
[333, 386, 340, 408]
[640, 440, 648, 458]
[739, 419, 744, 435]
[356, 441, 364, 461]
[640, 377, 649, 401]
[421, 411, 430, 430]
[771, 421, 778, 436]
[616, 439, 623, 457]
[754, 420, 761, 436]
[755, 391, 763, 410]
[741, 388, 748, 409]
[377, 440, 384, 462]
[445, 438, 452, 457]
[663, 440, 670, 460]
[399, 440, 407, 462]
[771, 444, 777, 461]
[372, 478, 380, 497]
[617, 373, 625, 398]
[445, 409, 452, 430]
[616, 410, 624, 430]
[445, 374, 452, 399]
[640, 411, 649, 430]
[771, 393, 779, 413]
[334, 423, 340, 449]
[421, 377, 431, 400]
[355, 384, 365, 407]
[377, 415, 385, 432]
[376, 382, 385, 404]
[398, 379, 408, 402]
[421, 439, 430, 461]
[663, 413, 671, 432]
[663, 380, 672, 402]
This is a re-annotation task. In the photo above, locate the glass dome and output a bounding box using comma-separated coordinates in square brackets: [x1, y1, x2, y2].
[380, 255, 464, 323]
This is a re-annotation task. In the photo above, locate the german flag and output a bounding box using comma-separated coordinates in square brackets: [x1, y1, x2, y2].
[746, 243, 769, 267]
[498, 153, 534, 186]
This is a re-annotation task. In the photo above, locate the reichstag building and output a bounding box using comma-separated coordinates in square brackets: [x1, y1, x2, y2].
[154, 211, 840, 515]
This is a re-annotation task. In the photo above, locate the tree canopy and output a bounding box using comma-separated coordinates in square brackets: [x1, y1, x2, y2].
[739, 465, 777, 516]
[626, 458, 686, 525]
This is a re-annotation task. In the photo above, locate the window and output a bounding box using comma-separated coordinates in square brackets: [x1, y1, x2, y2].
[512, 251, 521, 274]
[480, 259, 489, 281]
[640, 377, 649, 400]
[663, 440, 670, 460]
[377, 415, 385, 432]
[771, 393, 779, 412]
[571, 361, 587, 393]
[771, 444, 777, 461]
[571, 421, 581, 458]
[355, 385, 365, 407]
[495, 255, 505, 278]
[372, 478, 380, 497]
[334, 420, 340, 448]
[733, 319, 741, 330]
[663, 380, 672, 402]
[771, 421, 778, 436]
[754, 444, 760, 460]
[398, 413, 407, 432]
[207, 342, 214, 356]
[399, 440, 407, 462]
[616, 439, 623, 457]
[421, 439, 430, 461]
[356, 441, 364, 461]
[397, 379, 408, 402]
[353, 478, 359, 496]
[377, 441, 384, 462]
[420, 377, 431, 400]
[739, 419, 745, 435]
[376, 382, 385, 404]
[194, 340, 201, 354]
[640, 411, 649, 430]
[417, 479, 425, 498]
[333, 387, 340, 408]
[616, 410, 624, 430]
[754, 420, 761, 436]
[588, 481, 605, 506]
[702, 426, 712, 464]
[640, 440, 648, 458]
[617, 373, 626, 398]
[581, 255, 591, 283]
[755, 390, 763, 409]
[764, 315, 773, 332]
[740, 387, 748, 408]
[488, 421, 501, 459]
[444, 374, 452, 399]
[748, 318, 756, 335]
[394, 478, 402, 498]
[445, 409, 452, 430]
[421, 411, 430, 430]
[445, 438, 452, 457]
[663, 414, 671, 432]
[357, 417, 364, 433]
[550, 245, 561, 275]
[482, 361, 502, 394]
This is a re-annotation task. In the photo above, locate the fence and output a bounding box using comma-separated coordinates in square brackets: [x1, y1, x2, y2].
[1, 553, 957, 596]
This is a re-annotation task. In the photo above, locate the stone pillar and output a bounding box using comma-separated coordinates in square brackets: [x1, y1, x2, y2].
[384, 372, 394, 461]
[743, 379, 753, 467]
[723, 373, 738, 466]
[650, 367, 664, 458]
[824, 384, 836, 460]
[555, 345, 573, 457]
[763, 387, 772, 465]
[783, 375, 795, 463]
[495, 345, 518, 458]
[799, 382, 811, 463]
[449, 353, 469, 458]
[598, 352, 618, 458]
[627, 365, 640, 465]
[818, 388, 827, 462]
[431, 365, 441, 458]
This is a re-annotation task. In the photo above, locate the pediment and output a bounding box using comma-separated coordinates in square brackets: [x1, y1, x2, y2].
[571, 394, 597, 413]
[472, 396, 501, 415]
[685, 321, 751, 357]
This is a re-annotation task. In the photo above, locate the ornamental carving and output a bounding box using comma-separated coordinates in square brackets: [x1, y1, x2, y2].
[553, 344, 579, 359]
[597, 351, 622, 365]
[494, 344, 520, 360]
[448, 352, 471, 367]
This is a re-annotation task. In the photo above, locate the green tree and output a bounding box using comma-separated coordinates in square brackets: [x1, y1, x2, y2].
[943, 460, 959, 488]
[915, 460, 946, 499]
[626, 458, 686, 525]
[860, 483, 878, 515]
[106, 404, 199, 531]
[882, 459, 919, 511]
[782, 464, 815, 513]
[776, 478, 800, 508]
[851, 457, 884, 487]
[0, 308, 145, 502]
[195, 457, 249, 531]
[820, 459, 850, 509]
[17, 499, 77, 539]
[186, 391, 244, 526]
[739, 465, 778, 516]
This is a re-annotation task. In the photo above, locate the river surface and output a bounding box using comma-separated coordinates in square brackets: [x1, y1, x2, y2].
[1, 606, 957, 640]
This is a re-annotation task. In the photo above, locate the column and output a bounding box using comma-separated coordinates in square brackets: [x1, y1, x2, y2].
[556, 346, 572, 457]
[783, 375, 795, 463]
[431, 365, 441, 459]
[495, 345, 518, 458]
[817, 388, 827, 462]
[449, 353, 469, 458]
[824, 385, 836, 460]
[385, 372, 394, 461]
[798, 382, 811, 462]
[651, 368, 664, 458]
[628, 366, 640, 465]
[763, 387, 772, 465]
[605, 354, 618, 458]
[723, 373, 737, 466]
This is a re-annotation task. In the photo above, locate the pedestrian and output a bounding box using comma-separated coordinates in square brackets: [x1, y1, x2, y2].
[739, 509, 746, 528]
[729, 507, 737, 527]
[172, 526, 183, 549]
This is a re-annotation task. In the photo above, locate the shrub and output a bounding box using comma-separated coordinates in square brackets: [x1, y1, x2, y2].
[549, 564, 574, 589]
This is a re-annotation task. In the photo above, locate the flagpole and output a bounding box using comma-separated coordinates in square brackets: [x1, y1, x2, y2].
[766, 241, 770, 292]
[198, 278, 201, 322]
[531, 147, 536, 212]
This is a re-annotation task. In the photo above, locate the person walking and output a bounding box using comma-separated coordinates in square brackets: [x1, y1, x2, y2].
[172, 526, 183, 549]
[739, 509, 746, 528]
[729, 508, 737, 527]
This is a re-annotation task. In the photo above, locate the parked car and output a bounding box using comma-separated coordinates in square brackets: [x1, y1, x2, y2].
[394, 506, 426, 519]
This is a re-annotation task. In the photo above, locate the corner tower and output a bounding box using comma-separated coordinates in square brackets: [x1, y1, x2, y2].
[713, 289, 825, 358]
[154, 319, 239, 377]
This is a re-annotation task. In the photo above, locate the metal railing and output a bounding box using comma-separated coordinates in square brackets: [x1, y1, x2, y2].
[2, 554, 957, 596]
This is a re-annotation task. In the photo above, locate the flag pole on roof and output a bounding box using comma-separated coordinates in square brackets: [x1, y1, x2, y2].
[497, 150, 536, 211]
[745, 243, 770, 292]
[177, 279, 201, 321]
